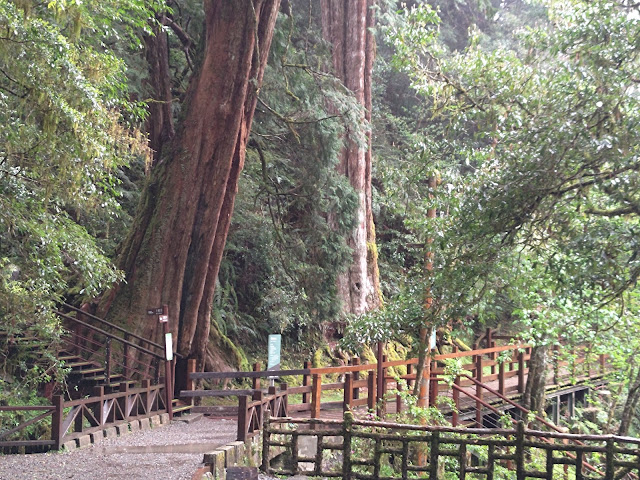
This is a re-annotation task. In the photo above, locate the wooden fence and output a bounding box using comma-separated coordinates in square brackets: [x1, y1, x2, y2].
[183, 340, 608, 441]
[262, 413, 640, 479]
[0, 381, 168, 452]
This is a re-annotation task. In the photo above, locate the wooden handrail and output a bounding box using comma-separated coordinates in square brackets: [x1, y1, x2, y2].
[61, 303, 164, 351]
[434, 343, 527, 361]
[57, 311, 163, 360]
[190, 368, 310, 380]
[189, 345, 529, 385]
[462, 374, 564, 433]
[451, 382, 603, 475]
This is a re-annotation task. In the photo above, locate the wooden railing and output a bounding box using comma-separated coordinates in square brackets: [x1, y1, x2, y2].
[263, 413, 640, 479]
[57, 304, 179, 383]
[184, 340, 610, 441]
[56, 304, 177, 418]
[0, 381, 168, 452]
[0, 406, 57, 452]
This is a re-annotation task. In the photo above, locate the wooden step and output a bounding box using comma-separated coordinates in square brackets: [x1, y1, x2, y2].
[82, 373, 123, 383]
[66, 361, 96, 369]
[58, 355, 82, 362]
[70, 367, 106, 376]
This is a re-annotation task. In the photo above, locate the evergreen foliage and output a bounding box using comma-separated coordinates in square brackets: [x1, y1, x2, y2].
[0, 0, 153, 397]
[215, 4, 361, 352]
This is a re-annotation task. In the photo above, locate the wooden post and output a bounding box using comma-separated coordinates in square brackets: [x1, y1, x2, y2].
[407, 364, 413, 391]
[153, 357, 160, 385]
[429, 430, 440, 480]
[344, 373, 353, 411]
[352, 357, 360, 399]
[475, 354, 483, 427]
[518, 351, 526, 394]
[376, 343, 384, 418]
[252, 362, 261, 391]
[553, 344, 560, 385]
[268, 385, 276, 416]
[104, 337, 112, 384]
[261, 415, 271, 472]
[51, 394, 64, 450]
[142, 379, 151, 414]
[237, 395, 248, 442]
[429, 362, 438, 407]
[599, 354, 606, 375]
[253, 390, 264, 432]
[487, 328, 495, 375]
[605, 437, 615, 480]
[123, 333, 130, 380]
[452, 376, 460, 427]
[311, 374, 322, 421]
[118, 381, 129, 420]
[280, 382, 288, 416]
[367, 371, 376, 412]
[93, 386, 105, 426]
[515, 421, 525, 480]
[75, 402, 84, 432]
[342, 411, 354, 479]
[382, 354, 388, 400]
[499, 359, 505, 396]
[302, 361, 311, 404]
[185, 358, 196, 405]
[396, 379, 403, 414]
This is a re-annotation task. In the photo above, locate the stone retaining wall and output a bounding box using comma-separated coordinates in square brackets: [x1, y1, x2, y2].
[201, 436, 260, 479]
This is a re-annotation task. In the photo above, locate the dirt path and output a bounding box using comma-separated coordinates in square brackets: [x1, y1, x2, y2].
[0, 417, 237, 480]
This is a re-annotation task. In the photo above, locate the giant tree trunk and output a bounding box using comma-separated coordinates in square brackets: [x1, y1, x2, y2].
[103, 0, 281, 371]
[321, 0, 381, 316]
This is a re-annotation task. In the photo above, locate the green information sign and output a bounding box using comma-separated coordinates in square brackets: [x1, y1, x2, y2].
[268, 334, 281, 371]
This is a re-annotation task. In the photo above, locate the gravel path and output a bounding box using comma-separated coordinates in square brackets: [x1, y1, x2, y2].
[0, 417, 237, 480]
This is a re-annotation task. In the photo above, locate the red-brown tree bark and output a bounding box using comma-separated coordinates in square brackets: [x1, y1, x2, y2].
[321, 0, 381, 315]
[144, 14, 175, 165]
[103, 0, 281, 371]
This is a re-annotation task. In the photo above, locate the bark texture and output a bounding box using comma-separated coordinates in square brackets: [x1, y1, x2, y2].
[144, 15, 175, 165]
[104, 0, 281, 370]
[619, 366, 640, 436]
[320, 0, 381, 316]
[522, 345, 548, 414]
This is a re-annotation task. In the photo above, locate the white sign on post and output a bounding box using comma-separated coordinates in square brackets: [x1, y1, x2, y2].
[268, 334, 281, 371]
[165, 332, 173, 361]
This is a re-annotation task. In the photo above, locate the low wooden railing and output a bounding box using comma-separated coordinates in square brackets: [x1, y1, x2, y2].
[183, 343, 527, 440]
[0, 406, 57, 452]
[184, 339, 610, 441]
[0, 381, 168, 452]
[263, 413, 640, 479]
